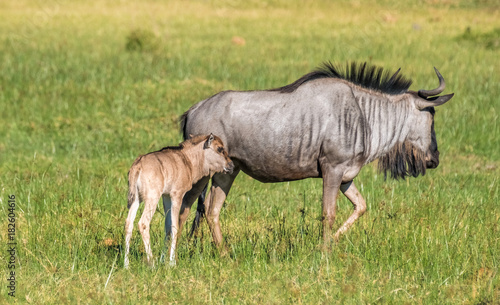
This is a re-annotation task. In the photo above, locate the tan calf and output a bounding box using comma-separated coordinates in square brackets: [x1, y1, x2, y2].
[124, 134, 233, 268]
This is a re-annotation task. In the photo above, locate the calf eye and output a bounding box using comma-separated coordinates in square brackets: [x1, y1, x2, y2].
[217, 147, 224, 153]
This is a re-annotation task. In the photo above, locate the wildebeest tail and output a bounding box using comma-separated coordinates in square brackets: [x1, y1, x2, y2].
[180, 111, 189, 141]
[189, 183, 208, 238]
[127, 165, 141, 209]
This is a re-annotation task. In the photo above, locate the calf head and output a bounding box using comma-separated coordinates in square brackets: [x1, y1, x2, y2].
[203, 134, 234, 175]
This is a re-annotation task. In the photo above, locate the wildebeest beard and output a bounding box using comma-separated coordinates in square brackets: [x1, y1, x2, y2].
[378, 141, 427, 180]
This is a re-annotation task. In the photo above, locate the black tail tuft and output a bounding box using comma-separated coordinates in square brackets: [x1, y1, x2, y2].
[180, 111, 189, 140]
[189, 183, 208, 238]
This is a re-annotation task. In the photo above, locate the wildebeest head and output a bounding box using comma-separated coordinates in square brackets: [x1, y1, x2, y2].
[379, 68, 454, 179]
[202, 133, 234, 175]
[413, 68, 454, 168]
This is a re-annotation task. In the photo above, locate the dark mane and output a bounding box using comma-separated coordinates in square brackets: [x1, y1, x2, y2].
[158, 145, 183, 151]
[377, 141, 427, 180]
[156, 135, 209, 153]
[271, 61, 413, 95]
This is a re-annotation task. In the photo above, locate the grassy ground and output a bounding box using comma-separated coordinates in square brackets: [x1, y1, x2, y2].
[0, 0, 499, 303]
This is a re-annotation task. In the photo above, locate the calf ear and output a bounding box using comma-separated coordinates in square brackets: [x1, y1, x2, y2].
[204, 133, 214, 149]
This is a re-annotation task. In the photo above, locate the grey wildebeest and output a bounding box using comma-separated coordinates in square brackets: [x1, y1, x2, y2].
[124, 134, 234, 267]
[179, 62, 454, 247]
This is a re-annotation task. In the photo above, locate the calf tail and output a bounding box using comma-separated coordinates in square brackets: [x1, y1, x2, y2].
[127, 165, 141, 209]
[189, 183, 208, 238]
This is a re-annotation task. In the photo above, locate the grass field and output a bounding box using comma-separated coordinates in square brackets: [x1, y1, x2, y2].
[0, 0, 499, 303]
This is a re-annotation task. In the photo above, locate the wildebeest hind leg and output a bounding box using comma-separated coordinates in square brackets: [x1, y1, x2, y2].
[320, 165, 343, 246]
[334, 181, 367, 241]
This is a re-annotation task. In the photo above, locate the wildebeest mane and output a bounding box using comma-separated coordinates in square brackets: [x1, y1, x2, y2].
[272, 61, 413, 95]
[378, 141, 427, 180]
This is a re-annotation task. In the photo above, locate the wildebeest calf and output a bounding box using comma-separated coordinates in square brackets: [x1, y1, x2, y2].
[124, 134, 234, 268]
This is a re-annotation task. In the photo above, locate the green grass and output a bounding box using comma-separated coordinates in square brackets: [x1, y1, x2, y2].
[0, 0, 499, 303]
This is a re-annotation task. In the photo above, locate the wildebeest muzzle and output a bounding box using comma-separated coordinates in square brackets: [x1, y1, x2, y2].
[426, 150, 440, 169]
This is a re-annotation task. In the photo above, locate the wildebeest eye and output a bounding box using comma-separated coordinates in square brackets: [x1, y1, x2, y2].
[217, 147, 224, 153]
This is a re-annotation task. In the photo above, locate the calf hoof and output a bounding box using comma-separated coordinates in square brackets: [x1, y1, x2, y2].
[146, 258, 156, 268]
[219, 244, 231, 258]
[159, 252, 166, 264]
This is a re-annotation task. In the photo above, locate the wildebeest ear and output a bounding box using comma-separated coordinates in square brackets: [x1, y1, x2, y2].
[416, 93, 454, 110]
[204, 133, 214, 149]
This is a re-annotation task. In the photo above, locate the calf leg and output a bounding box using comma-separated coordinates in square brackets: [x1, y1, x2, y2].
[124, 196, 140, 269]
[205, 170, 239, 247]
[188, 183, 208, 239]
[334, 181, 367, 241]
[161, 179, 209, 264]
[168, 192, 185, 266]
[165, 178, 209, 263]
[138, 194, 160, 266]
[178, 177, 210, 239]
[160, 195, 172, 263]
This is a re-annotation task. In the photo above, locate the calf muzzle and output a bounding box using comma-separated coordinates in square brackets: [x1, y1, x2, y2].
[224, 161, 235, 174]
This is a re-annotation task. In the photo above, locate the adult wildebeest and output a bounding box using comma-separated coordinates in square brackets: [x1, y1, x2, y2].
[178, 62, 453, 246]
[124, 134, 234, 267]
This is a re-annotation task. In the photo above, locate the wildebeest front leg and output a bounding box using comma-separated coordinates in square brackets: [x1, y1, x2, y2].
[321, 165, 343, 245]
[334, 181, 367, 241]
[205, 170, 239, 248]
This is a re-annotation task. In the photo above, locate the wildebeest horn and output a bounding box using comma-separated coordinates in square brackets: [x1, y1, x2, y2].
[418, 67, 446, 98]
[416, 93, 454, 110]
